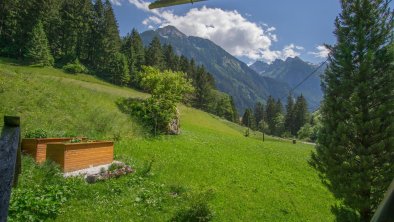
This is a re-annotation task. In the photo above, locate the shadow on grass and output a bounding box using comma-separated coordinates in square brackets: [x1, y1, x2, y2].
[331, 204, 359, 222]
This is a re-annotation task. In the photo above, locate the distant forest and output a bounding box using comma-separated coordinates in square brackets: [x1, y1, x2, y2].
[0, 0, 238, 122]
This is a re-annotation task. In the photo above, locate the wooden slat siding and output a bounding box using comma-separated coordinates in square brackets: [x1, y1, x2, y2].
[22, 138, 77, 163]
[21, 139, 38, 159]
[46, 142, 114, 172]
[46, 144, 65, 171]
[64, 142, 113, 172]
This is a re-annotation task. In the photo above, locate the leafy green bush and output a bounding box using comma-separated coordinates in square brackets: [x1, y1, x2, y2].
[8, 157, 71, 222]
[25, 128, 48, 138]
[118, 66, 193, 134]
[297, 123, 313, 141]
[63, 60, 88, 74]
[8, 184, 70, 222]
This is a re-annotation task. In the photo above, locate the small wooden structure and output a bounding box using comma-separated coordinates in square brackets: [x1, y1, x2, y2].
[21, 138, 78, 163]
[46, 141, 114, 172]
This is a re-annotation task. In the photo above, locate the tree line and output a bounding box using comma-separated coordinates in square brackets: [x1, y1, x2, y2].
[0, 0, 238, 123]
[241, 94, 316, 140]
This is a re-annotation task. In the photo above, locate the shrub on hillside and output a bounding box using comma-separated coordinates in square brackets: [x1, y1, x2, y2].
[118, 67, 193, 135]
[8, 157, 71, 222]
[63, 60, 88, 74]
[297, 123, 313, 141]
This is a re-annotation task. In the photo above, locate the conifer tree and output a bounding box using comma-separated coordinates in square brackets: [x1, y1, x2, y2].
[285, 94, 295, 135]
[229, 96, 239, 123]
[146, 36, 165, 69]
[103, 0, 121, 53]
[163, 44, 179, 71]
[108, 52, 130, 86]
[91, 0, 106, 71]
[121, 33, 136, 80]
[254, 102, 265, 130]
[0, 0, 23, 57]
[265, 96, 277, 134]
[130, 29, 145, 71]
[293, 95, 308, 134]
[25, 21, 54, 66]
[275, 99, 283, 115]
[311, 1, 394, 220]
[194, 65, 213, 109]
[242, 108, 255, 129]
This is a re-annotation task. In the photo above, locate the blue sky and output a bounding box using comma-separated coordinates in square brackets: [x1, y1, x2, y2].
[111, 0, 342, 64]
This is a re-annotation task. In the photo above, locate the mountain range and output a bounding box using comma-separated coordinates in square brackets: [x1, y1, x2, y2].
[250, 57, 326, 110]
[141, 26, 325, 112]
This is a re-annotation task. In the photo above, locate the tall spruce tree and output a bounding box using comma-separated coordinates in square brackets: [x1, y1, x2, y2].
[254, 102, 265, 130]
[265, 96, 277, 134]
[91, 0, 106, 71]
[108, 52, 130, 86]
[242, 108, 255, 129]
[293, 95, 308, 135]
[229, 96, 239, 123]
[285, 94, 295, 135]
[130, 29, 145, 71]
[24, 21, 54, 66]
[311, 1, 394, 221]
[275, 99, 283, 115]
[59, 0, 94, 63]
[103, 0, 121, 53]
[146, 36, 165, 69]
[121, 33, 136, 82]
[163, 44, 179, 71]
[193, 65, 213, 109]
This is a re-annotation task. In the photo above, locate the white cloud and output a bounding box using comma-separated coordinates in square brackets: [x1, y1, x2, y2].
[111, 0, 123, 6]
[309, 45, 330, 58]
[128, 0, 303, 62]
[143, 16, 162, 25]
[282, 44, 304, 58]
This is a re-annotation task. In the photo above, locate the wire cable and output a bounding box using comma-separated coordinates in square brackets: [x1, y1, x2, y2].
[280, 58, 329, 101]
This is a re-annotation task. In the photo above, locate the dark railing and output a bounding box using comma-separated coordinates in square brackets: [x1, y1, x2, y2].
[371, 179, 394, 222]
[0, 116, 21, 222]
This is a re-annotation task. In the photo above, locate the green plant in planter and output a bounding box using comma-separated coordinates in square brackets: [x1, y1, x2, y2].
[70, 138, 81, 143]
[25, 129, 48, 138]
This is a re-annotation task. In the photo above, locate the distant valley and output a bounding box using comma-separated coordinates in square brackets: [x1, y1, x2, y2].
[141, 26, 325, 112]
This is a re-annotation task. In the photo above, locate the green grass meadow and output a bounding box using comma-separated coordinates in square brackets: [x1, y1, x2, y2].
[0, 59, 337, 221]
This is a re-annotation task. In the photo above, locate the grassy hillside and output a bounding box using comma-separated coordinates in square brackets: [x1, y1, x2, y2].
[0, 59, 336, 221]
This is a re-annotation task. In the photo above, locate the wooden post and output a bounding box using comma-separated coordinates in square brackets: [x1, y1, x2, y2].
[0, 116, 21, 222]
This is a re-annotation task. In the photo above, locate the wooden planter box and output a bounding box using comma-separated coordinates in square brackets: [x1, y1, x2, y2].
[21, 138, 78, 163]
[46, 141, 114, 172]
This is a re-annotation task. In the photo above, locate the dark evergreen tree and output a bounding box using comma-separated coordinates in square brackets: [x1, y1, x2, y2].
[194, 65, 213, 109]
[265, 96, 277, 134]
[229, 96, 239, 123]
[179, 55, 190, 74]
[293, 95, 308, 134]
[24, 21, 54, 66]
[90, 0, 106, 72]
[145, 36, 164, 69]
[58, 0, 94, 63]
[284, 94, 295, 135]
[275, 99, 283, 115]
[254, 102, 265, 130]
[311, 1, 394, 221]
[242, 108, 255, 129]
[108, 52, 130, 86]
[130, 28, 145, 71]
[103, 0, 121, 53]
[0, 0, 23, 57]
[121, 33, 136, 83]
[163, 44, 179, 71]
